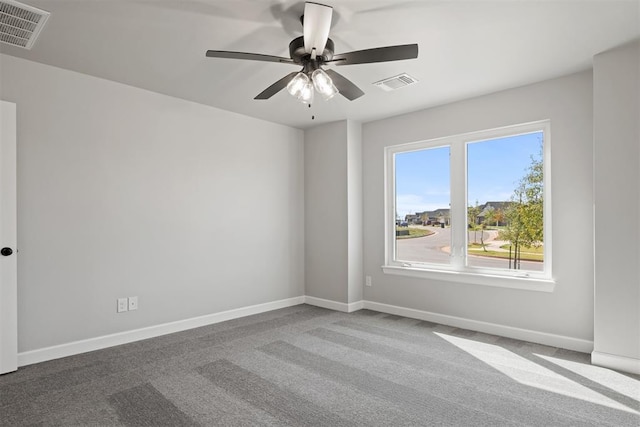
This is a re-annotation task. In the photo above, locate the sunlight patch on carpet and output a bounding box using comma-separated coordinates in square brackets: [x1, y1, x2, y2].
[434, 332, 637, 414]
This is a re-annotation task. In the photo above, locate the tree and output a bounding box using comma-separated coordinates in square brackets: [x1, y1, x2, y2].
[483, 208, 496, 228]
[493, 208, 505, 227]
[499, 146, 544, 268]
[420, 211, 429, 225]
[467, 200, 481, 244]
[480, 208, 499, 252]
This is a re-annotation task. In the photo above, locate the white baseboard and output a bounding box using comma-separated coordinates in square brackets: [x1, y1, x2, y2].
[363, 301, 594, 353]
[348, 300, 365, 312]
[16, 295, 598, 368]
[18, 296, 305, 367]
[304, 296, 363, 313]
[592, 351, 640, 375]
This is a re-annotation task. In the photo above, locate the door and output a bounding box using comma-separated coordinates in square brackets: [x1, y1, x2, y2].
[0, 100, 17, 374]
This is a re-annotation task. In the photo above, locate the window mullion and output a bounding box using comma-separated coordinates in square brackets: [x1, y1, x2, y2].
[449, 140, 467, 270]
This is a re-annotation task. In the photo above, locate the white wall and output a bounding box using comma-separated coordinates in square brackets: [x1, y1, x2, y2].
[593, 41, 640, 371]
[304, 120, 363, 306]
[304, 121, 349, 303]
[0, 54, 304, 353]
[362, 71, 594, 343]
[347, 121, 363, 304]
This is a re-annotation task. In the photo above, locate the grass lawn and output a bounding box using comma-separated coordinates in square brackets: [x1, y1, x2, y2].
[468, 243, 544, 262]
[396, 227, 435, 239]
[499, 244, 543, 254]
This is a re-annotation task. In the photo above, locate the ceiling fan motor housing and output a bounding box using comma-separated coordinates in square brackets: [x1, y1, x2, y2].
[289, 36, 334, 64]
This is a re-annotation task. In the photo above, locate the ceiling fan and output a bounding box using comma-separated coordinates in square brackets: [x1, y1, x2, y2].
[205, 2, 418, 103]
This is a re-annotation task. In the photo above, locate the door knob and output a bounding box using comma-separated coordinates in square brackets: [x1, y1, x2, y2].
[1, 247, 13, 256]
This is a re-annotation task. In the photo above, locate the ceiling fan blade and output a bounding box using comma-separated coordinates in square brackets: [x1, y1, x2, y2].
[303, 2, 333, 56]
[325, 69, 364, 101]
[254, 72, 299, 100]
[329, 44, 418, 66]
[206, 50, 294, 64]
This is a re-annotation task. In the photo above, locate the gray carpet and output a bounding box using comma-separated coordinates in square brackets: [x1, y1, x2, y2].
[1, 305, 639, 426]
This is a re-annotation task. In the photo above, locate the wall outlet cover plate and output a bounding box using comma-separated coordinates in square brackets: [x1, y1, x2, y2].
[117, 298, 128, 313]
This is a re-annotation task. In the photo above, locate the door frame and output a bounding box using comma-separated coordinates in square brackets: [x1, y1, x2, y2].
[1, 100, 18, 374]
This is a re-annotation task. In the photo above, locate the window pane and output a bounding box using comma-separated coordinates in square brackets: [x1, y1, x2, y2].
[395, 146, 451, 265]
[466, 132, 544, 272]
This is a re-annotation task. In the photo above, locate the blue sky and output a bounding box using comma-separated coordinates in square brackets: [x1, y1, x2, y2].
[395, 132, 543, 218]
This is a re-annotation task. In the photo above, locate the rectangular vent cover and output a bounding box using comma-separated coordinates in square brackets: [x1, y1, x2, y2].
[373, 73, 418, 91]
[0, 0, 49, 49]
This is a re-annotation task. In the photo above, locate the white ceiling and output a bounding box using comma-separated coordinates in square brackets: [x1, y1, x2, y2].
[1, 0, 638, 129]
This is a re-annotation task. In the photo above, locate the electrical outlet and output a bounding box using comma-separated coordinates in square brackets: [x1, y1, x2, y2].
[117, 298, 128, 313]
[128, 296, 138, 311]
[365, 276, 372, 287]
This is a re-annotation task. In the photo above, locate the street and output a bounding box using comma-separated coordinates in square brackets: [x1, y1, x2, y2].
[396, 227, 543, 272]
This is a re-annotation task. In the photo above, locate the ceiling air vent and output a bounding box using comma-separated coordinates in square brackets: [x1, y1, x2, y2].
[0, 0, 49, 49]
[373, 73, 418, 92]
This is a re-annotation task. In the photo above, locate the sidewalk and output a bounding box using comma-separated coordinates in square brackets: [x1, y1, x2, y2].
[483, 230, 510, 252]
[475, 230, 541, 255]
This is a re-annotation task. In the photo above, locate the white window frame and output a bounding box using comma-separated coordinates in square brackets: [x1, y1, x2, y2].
[383, 120, 554, 292]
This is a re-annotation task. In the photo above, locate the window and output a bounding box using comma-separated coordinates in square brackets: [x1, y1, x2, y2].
[385, 121, 552, 289]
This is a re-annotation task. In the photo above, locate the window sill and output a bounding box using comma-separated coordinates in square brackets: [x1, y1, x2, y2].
[382, 265, 555, 292]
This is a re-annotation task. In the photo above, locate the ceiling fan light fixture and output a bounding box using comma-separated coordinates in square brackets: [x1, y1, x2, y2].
[302, 2, 333, 55]
[311, 68, 338, 100]
[286, 72, 309, 98]
[205, 2, 418, 104]
[298, 81, 314, 104]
